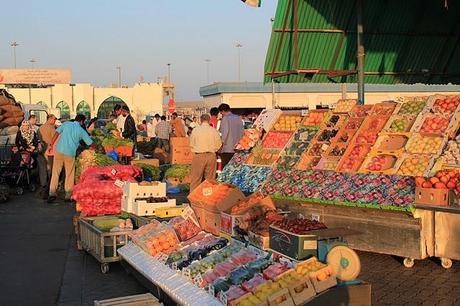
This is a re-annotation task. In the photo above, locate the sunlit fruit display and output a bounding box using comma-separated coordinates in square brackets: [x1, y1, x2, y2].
[405, 134, 445, 155]
[273, 115, 302, 131]
[303, 111, 327, 126]
[432, 96, 460, 114]
[397, 155, 432, 176]
[419, 116, 450, 134]
[387, 117, 415, 132]
[397, 100, 426, 115]
[441, 138, 460, 165]
[337, 144, 369, 172]
[364, 155, 396, 172]
[262, 131, 293, 149]
[334, 99, 356, 113]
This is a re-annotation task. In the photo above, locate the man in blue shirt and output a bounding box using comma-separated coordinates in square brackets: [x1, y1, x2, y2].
[218, 103, 244, 168]
[48, 114, 94, 203]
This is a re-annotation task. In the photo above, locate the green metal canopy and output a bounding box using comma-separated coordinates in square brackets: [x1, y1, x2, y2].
[264, 0, 460, 85]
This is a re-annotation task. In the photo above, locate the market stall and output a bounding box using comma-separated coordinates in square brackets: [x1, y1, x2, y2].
[219, 96, 460, 267]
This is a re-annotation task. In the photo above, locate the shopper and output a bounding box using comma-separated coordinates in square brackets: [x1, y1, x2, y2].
[155, 115, 171, 153]
[171, 112, 186, 137]
[16, 120, 38, 152]
[87, 117, 97, 133]
[147, 114, 160, 137]
[37, 114, 57, 198]
[209, 107, 220, 129]
[189, 114, 222, 191]
[48, 114, 94, 203]
[114, 104, 125, 133]
[121, 106, 137, 144]
[29, 114, 39, 132]
[218, 103, 244, 168]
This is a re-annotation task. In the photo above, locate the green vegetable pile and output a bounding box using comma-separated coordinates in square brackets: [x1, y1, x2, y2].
[102, 137, 134, 148]
[136, 163, 161, 181]
[164, 164, 191, 179]
[105, 122, 117, 131]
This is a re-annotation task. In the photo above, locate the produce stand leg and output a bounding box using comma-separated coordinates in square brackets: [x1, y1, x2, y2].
[433, 210, 460, 269]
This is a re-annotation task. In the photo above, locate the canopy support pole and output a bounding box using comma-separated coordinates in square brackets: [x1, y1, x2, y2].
[356, 0, 365, 105]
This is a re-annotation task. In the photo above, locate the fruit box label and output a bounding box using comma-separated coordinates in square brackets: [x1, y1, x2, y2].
[303, 240, 318, 250]
[202, 187, 213, 197]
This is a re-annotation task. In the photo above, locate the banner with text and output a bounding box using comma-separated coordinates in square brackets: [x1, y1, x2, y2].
[0, 69, 71, 85]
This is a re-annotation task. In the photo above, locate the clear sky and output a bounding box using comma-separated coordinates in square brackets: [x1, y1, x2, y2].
[0, 0, 277, 100]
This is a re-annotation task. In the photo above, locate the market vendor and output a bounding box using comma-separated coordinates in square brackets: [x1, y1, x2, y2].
[113, 104, 125, 133]
[189, 114, 222, 191]
[37, 114, 57, 198]
[171, 112, 186, 137]
[121, 106, 137, 154]
[47, 114, 94, 203]
[218, 103, 244, 168]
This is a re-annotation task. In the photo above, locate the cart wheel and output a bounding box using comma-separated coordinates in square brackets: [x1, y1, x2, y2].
[29, 184, 36, 192]
[16, 187, 24, 195]
[441, 258, 452, 269]
[403, 257, 415, 268]
[101, 263, 109, 274]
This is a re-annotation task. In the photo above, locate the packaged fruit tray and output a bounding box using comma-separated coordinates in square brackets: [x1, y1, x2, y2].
[272, 115, 303, 132]
[396, 154, 436, 177]
[360, 115, 391, 132]
[393, 98, 430, 116]
[349, 104, 373, 118]
[333, 99, 356, 113]
[359, 153, 403, 175]
[322, 114, 348, 129]
[261, 131, 293, 149]
[324, 143, 348, 158]
[315, 128, 341, 144]
[334, 129, 359, 145]
[283, 127, 319, 156]
[313, 157, 341, 171]
[412, 113, 456, 137]
[429, 94, 460, 116]
[305, 141, 328, 157]
[296, 154, 321, 170]
[302, 110, 329, 127]
[336, 143, 371, 173]
[405, 134, 447, 156]
[371, 133, 411, 155]
[343, 117, 365, 130]
[246, 148, 282, 166]
[383, 115, 417, 133]
[370, 101, 397, 116]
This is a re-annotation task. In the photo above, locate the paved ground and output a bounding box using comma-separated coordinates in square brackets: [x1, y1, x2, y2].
[0, 193, 459, 306]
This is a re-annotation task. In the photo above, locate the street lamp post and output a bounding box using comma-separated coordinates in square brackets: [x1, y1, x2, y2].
[167, 63, 172, 82]
[205, 59, 211, 84]
[10, 42, 19, 68]
[30, 58, 37, 68]
[116, 66, 122, 87]
[235, 43, 243, 82]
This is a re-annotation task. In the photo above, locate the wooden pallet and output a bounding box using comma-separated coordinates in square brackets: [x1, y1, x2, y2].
[94, 293, 161, 306]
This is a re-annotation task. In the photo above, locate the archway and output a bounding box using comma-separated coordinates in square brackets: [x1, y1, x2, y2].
[97, 96, 128, 119]
[36, 101, 48, 108]
[56, 101, 70, 119]
[76, 100, 91, 119]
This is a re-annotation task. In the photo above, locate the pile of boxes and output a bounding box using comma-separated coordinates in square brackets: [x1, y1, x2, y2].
[122, 182, 176, 216]
[170, 137, 193, 164]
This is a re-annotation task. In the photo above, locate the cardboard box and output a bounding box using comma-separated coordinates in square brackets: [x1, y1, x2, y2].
[171, 147, 192, 164]
[309, 266, 337, 293]
[269, 225, 318, 261]
[130, 198, 177, 216]
[170, 137, 189, 147]
[415, 187, 449, 206]
[131, 159, 160, 167]
[267, 288, 295, 306]
[248, 231, 270, 250]
[287, 277, 316, 305]
[123, 182, 166, 198]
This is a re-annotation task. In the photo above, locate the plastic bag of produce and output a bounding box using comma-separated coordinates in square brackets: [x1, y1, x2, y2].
[227, 266, 254, 285]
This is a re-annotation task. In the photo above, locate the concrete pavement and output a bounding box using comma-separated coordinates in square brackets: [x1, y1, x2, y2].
[0, 193, 459, 306]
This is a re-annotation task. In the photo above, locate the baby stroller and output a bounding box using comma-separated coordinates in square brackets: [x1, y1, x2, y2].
[0, 144, 36, 195]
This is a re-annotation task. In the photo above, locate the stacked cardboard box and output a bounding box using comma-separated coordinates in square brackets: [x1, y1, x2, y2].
[171, 137, 193, 164]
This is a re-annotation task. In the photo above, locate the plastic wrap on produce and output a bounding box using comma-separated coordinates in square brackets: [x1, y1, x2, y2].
[262, 168, 415, 211]
[219, 164, 272, 193]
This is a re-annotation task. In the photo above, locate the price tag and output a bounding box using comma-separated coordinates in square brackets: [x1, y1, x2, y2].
[299, 131, 311, 141]
[218, 291, 228, 306]
[321, 143, 329, 151]
[202, 187, 213, 197]
[158, 253, 169, 264]
[208, 284, 215, 296]
[301, 109, 309, 116]
[114, 180, 125, 188]
[182, 268, 191, 279]
[111, 168, 117, 176]
[171, 262, 178, 271]
[194, 273, 203, 286]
